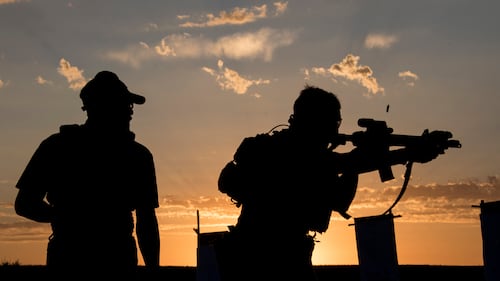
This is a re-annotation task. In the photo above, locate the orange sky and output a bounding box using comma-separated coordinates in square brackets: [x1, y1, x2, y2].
[1, 0, 499, 267]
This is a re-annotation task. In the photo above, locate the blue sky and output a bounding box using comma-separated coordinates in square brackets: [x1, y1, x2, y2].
[1, 0, 499, 266]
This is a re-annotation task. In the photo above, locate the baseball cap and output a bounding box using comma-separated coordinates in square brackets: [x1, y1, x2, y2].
[80, 71, 145, 109]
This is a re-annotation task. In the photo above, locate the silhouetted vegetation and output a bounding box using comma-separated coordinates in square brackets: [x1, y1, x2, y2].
[0, 260, 20, 267]
[0, 265, 485, 281]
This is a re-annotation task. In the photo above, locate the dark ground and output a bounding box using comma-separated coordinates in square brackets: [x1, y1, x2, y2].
[0, 265, 486, 281]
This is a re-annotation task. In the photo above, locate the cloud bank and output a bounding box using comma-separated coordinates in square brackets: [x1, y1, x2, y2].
[178, 2, 288, 27]
[352, 176, 500, 223]
[3, 176, 497, 243]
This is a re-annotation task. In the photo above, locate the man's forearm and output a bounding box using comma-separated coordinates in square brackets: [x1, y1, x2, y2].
[136, 213, 160, 267]
[338, 148, 409, 175]
[15, 189, 53, 223]
[141, 237, 160, 267]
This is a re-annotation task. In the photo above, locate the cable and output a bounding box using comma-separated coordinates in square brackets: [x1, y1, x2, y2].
[266, 124, 289, 134]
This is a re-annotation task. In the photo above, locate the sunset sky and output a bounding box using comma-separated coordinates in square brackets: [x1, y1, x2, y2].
[1, 0, 499, 267]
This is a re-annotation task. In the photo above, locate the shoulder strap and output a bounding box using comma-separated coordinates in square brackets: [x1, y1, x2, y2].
[383, 161, 413, 215]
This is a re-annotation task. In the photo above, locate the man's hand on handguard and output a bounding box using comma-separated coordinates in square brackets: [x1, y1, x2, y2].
[406, 129, 447, 164]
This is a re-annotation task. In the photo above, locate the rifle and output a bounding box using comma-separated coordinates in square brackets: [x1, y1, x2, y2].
[333, 118, 462, 216]
[334, 118, 462, 182]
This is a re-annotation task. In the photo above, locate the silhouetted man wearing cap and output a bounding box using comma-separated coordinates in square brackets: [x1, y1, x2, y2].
[14, 71, 160, 279]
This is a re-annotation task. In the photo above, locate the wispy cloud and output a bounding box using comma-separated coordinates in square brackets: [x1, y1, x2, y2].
[178, 2, 288, 28]
[177, 15, 190, 21]
[273, 1, 288, 16]
[35, 75, 52, 86]
[364, 33, 398, 49]
[304, 54, 385, 95]
[155, 28, 296, 61]
[104, 42, 155, 68]
[57, 58, 87, 90]
[398, 70, 419, 87]
[105, 28, 297, 67]
[202, 59, 270, 96]
[0, 0, 23, 5]
[144, 22, 159, 32]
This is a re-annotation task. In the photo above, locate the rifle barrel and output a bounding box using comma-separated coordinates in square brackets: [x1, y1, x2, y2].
[335, 133, 461, 149]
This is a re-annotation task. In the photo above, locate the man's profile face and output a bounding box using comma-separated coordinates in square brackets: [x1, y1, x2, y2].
[320, 110, 341, 143]
[85, 100, 134, 130]
[299, 109, 341, 146]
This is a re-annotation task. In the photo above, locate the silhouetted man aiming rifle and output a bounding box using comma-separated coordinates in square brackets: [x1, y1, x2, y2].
[217, 85, 460, 281]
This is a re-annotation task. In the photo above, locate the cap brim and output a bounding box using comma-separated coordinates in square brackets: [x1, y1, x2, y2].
[129, 92, 146, 105]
